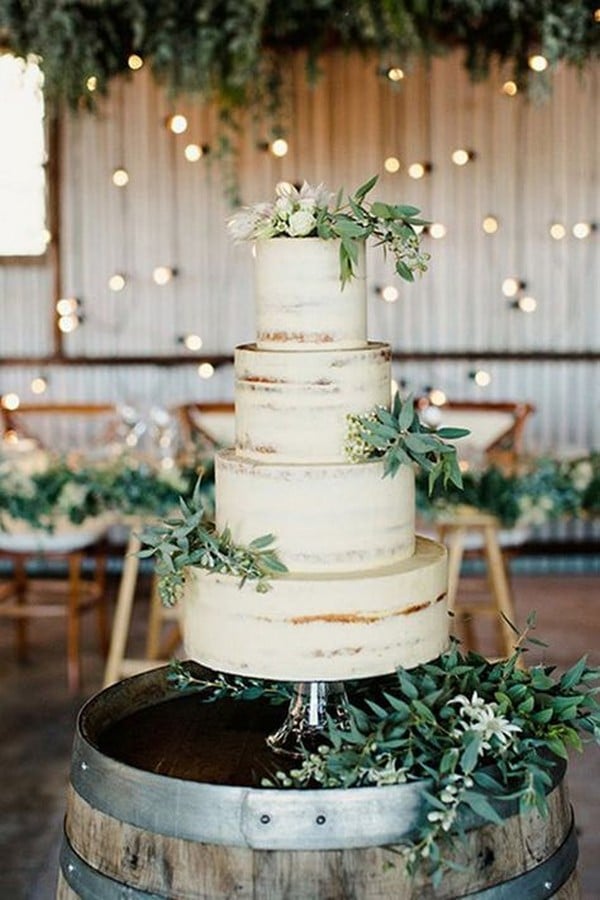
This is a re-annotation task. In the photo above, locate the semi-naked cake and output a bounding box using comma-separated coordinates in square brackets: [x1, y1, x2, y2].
[183, 235, 448, 681]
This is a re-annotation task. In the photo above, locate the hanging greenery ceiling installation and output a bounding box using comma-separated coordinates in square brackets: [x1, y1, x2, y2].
[1, 1, 599, 122]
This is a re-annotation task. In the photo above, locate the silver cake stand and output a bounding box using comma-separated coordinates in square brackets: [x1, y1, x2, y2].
[266, 680, 353, 757]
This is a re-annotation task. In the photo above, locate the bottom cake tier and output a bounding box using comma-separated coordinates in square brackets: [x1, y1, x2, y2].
[182, 536, 448, 681]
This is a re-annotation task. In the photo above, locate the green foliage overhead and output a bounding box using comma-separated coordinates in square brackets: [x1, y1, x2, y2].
[1, 1, 598, 116]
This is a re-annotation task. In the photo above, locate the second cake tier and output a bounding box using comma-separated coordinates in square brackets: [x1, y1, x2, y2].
[216, 450, 415, 573]
[235, 341, 391, 463]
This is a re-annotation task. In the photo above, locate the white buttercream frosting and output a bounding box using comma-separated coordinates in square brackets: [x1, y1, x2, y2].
[254, 238, 367, 350]
[235, 342, 391, 463]
[216, 451, 415, 573]
[182, 536, 448, 681]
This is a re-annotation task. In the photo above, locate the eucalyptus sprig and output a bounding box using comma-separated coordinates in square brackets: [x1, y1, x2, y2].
[262, 618, 600, 884]
[138, 480, 288, 607]
[167, 660, 292, 705]
[345, 393, 469, 493]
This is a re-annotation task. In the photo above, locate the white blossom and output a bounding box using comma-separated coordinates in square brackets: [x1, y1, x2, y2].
[288, 209, 316, 236]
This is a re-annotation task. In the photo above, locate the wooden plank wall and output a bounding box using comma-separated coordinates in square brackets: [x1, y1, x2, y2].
[0, 51, 598, 453]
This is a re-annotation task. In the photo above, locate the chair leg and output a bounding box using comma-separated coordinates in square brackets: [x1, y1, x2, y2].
[145, 576, 165, 660]
[483, 525, 518, 658]
[93, 552, 110, 657]
[66, 553, 83, 693]
[103, 532, 141, 688]
[14, 558, 28, 663]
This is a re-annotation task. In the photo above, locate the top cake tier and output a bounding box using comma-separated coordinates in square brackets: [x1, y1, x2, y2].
[254, 237, 367, 350]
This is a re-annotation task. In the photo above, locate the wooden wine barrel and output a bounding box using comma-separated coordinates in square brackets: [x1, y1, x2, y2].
[57, 666, 580, 900]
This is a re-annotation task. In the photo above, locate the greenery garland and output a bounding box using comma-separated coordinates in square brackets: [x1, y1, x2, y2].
[1, 2, 598, 117]
[416, 453, 600, 528]
[167, 618, 600, 884]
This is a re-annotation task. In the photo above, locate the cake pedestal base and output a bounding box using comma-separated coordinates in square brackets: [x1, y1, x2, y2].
[266, 680, 351, 757]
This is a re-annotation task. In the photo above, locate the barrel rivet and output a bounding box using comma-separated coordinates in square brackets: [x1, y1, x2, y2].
[67, 864, 75, 873]
[316, 815, 326, 825]
[544, 882, 552, 891]
[260, 814, 271, 825]
[80, 761, 88, 771]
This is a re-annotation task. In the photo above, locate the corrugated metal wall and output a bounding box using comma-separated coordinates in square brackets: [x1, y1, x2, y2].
[0, 51, 598, 452]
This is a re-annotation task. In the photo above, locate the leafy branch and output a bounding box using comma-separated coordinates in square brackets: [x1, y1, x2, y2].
[318, 175, 430, 285]
[138, 479, 288, 607]
[345, 393, 469, 492]
[167, 660, 292, 705]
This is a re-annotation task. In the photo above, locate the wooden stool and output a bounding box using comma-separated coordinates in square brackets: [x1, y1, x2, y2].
[0, 547, 108, 693]
[436, 511, 518, 658]
[103, 525, 180, 687]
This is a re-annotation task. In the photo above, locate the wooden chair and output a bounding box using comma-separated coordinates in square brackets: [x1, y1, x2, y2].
[417, 399, 535, 658]
[0, 403, 119, 691]
[176, 402, 235, 453]
[103, 521, 180, 687]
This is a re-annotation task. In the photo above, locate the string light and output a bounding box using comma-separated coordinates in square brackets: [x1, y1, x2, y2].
[502, 80, 518, 96]
[384, 156, 401, 174]
[550, 223, 567, 240]
[502, 277, 525, 298]
[179, 333, 203, 351]
[112, 168, 129, 187]
[108, 274, 127, 292]
[528, 54, 548, 72]
[31, 375, 48, 394]
[451, 148, 475, 166]
[387, 67, 405, 82]
[197, 362, 215, 379]
[516, 296, 538, 313]
[428, 223, 447, 239]
[127, 54, 143, 71]
[379, 285, 399, 303]
[470, 369, 492, 387]
[56, 297, 80, 316]
[1, 393, 20, 411]
[572, 222, 595, 239]
[595, 9, 600, 23]
[270, 138, 289, 158]
[482, 216, 499, 234]
[167, 114, 188, 135]
[57, 314, 81, 333]
[184, 143, 209, 162]
[429, 388, 447, 406]
[85, 76, 98, 92]
[407, 162, 432, 179]
[153, 266, 177, 285]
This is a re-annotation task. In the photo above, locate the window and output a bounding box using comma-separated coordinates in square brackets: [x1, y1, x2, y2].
[0, 53, 48, 256]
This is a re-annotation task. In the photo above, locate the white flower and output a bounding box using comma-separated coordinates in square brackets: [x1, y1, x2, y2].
[287, 208, 316, 236]
[299, 180, 334, 207]
[571, 461, 593, 491]
[275, 180, 300, 201]
[275, 196, 294, 215]
[57, 481, 89, 512]
[450, 692, 521, 755]
[448, 691, 486, 713]
[227, 202, 275, 241]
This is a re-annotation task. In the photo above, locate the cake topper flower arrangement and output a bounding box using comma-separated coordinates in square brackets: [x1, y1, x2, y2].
[227, 175, 430, 285]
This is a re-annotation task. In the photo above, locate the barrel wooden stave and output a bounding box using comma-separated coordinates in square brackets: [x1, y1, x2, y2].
[62, 780, 578, 899]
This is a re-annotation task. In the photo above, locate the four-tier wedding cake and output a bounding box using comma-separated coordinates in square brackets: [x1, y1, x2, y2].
[182, 183, 449, 681]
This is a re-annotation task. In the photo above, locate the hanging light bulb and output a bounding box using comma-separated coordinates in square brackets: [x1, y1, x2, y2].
[31, 375, 48, 395]
[516, 296, 538, 313]
[153, 266, 177, 285]
[384, 156, 401, 174]
[56, 297, 80, 316]
[501, 81, 518, 97]
[550, 223, 566, 240]
[85, 75, 98, 92]
[428, 223, 447, 239]
[379, 285, 399, 303]
[179, 333, 203, 351]
[184, 143, 209, 162]
[112, 168, 129, 187]
[197, 362, 215, 379]
[270, 138, 289, 158]
[572, 222, 595, 239]
[528, 54, 548, 72]
[429, 388, 447, 407]
[451, 148, 476, 166]
[108, 274, 127, 292]
[482, 216, 499, 234]
[407, 162, 432, 179]
[387, 67, 405, 82]
[127, 54, 144, 71]
[1, 392, 20, 411]
[166, 114, 188, 135]
[501, 277, 525, 298]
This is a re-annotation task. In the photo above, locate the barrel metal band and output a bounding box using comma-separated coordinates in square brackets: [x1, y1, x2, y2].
[463, 814, 578, 900]
[60, 817, 577, 900]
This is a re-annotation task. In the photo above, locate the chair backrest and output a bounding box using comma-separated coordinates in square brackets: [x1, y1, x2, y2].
[1, 403, 120, 455]
[417, 399, 535, 471]
[175, 402, 236, 452]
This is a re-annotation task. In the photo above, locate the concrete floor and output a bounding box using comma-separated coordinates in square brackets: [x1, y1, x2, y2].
[0, 568, 598, 899]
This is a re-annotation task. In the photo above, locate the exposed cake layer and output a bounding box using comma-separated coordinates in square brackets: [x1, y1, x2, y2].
[254, 237, 367, 350]
[182, 537, 448, 681]
[235, 342, 391, 463]
[216, 451, 415, 573]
